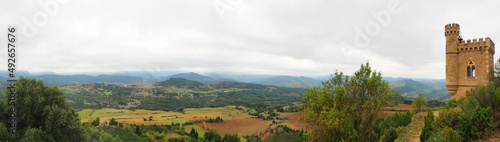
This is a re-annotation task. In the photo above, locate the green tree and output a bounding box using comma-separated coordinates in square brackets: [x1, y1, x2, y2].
[20, 127, 47, 142]
[223, 133, 241, 142]
[136, 125, 142, 136]
[82, 125, 122, 142]
[4, 77, 83, 141]
[393, 89, 402, 104]
[204, 130, 222, 142]
[92, 117, 101, 126]
[189, 127, 198, 138]
[109, 118, 117, 125]
[300, 62, 394, 141]
[412, 96, 428, 112]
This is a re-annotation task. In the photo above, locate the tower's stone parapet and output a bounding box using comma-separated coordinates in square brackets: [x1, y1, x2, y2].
[445, 23, 495, 100]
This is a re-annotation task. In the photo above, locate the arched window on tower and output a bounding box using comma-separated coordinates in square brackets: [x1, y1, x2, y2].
[467, 61, 476, 78]
[467, 66, 471, 77]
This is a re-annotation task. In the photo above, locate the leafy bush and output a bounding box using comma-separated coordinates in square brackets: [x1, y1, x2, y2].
[445, 99, 461, 109]
[412, 96, 428, 112]
[379, 127, 397, 142]
[420, 110, 435, 141]
[154, 131, 164, 139]
[92, 117, 100, 127]
[427, 100, 446, 108]
[206, 116, 224, 123]
[109, 118, 117, 125]
[435, 107, 462, 130]
[428, 126, 460, 142]
[458, 106, 495, 140]
[465, 83, 500, 110]
[374, 111, 414, 141]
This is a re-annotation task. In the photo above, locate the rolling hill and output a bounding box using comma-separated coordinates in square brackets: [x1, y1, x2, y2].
[390, 79, 450, 101]
[251, 76, 321, 88]
[155, 78, 211, 91]
[0, 70, 452, 102]
[165, 72, 235, 84]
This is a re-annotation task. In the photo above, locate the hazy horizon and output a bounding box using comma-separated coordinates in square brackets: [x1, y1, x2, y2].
[2, 0, 499, 79]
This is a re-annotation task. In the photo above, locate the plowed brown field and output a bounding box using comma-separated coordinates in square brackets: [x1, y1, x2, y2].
[196, 116, 271, 136]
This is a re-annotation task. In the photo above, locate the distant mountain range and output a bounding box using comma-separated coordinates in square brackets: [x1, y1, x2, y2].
[163, 72, 234, 84]
[0, 70, 450, 101]
[251, 75, 321, 88]
[389, 78, 450, 101]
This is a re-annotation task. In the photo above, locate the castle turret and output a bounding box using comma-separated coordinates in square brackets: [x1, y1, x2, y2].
[445, 23, 460, 96]
[444, 23, 495, 100]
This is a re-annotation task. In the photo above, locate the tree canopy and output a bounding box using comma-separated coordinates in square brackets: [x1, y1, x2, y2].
[2, 77, 83, 141]
[300, 62, 394, 141]
[0, 77, 120, 141]
[412, 96, 427, 112]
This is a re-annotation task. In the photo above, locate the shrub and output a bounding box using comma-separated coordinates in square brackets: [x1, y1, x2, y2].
[458, 106, 495, 140]
[428, 126, 461, 142]
[420, 110, 435, 141]
[154, 131, 164, 139]
[374, 111, 414, 141]
[412, 96, 428, 112]
[435, 107, 462, 130]
[109, 118, 117, 126]
[379, 127, 397, 142]
[92, 117, 100, 127]
[427, 100, 446, 108]
[445, 99, 461, 109]
[465, 83, 500, 110]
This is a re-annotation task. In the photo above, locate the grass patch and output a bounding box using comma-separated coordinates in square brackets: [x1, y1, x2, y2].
[103, 90, 112, 95]
[101, 126, 143, 142]
[183, 125, 207, 138]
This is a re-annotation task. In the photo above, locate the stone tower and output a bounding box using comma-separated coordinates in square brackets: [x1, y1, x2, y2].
[445, 23, 495, 100]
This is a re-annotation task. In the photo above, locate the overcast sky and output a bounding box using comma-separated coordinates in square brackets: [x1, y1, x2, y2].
[1, 0, 500, 79]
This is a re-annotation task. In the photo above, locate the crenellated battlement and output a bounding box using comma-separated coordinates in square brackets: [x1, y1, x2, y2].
[457, 37, 495, 53]
[445, 23, 496, 100]
[445, 23, 460, 29]
[445, 23, 460, 36]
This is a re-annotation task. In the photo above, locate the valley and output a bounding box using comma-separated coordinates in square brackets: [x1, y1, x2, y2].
[78, 106, 304, 141]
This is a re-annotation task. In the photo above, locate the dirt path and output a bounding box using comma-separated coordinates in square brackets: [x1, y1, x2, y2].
[396, 111, 440, 142]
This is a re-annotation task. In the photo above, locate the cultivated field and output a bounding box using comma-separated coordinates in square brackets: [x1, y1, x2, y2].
[197, 116, 271, 136]
[78, 108, 227, 125]
[77, 104, 416, 140]
[77, 106, 300, 140]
